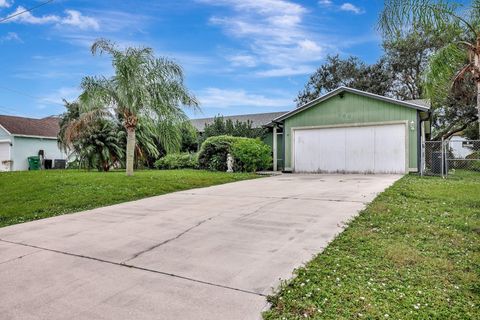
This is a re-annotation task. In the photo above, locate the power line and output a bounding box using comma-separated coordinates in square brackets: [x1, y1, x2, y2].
[0, 0, 55, 23]
[0, 85, 65, 106]
[0, 104, 20, 116]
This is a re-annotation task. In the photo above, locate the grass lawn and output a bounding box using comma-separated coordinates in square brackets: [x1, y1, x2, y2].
[264, 171, 479, 320]
[0, 169, 258, 228]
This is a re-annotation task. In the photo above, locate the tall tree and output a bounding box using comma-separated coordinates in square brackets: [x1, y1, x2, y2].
[296, 55, 393, 106]
[382, 27, 450, 100]
[80, 39, 199, 176]
[379, 0, 480, 137]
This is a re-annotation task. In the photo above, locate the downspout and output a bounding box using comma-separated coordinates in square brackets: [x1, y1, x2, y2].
[418, 109, 431, 174]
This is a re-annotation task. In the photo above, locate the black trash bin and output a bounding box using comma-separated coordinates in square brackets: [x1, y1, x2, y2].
[53, 159, 66, 169]
[44, 159, 53, 169]
[432, 151, 447, 174]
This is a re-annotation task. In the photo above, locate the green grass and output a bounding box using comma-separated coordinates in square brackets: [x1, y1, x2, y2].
[264, 171, 480, 320]
[0, 169, 258, 228]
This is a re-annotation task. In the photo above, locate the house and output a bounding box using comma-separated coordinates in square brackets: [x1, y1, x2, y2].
[0, 115, 66, 171]
[191, 87, 430, 174]
[267, 87, 430, 173]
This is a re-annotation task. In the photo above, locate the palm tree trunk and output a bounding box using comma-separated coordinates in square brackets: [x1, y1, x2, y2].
[126, 127, 136, 176]
[477, 79, 480, 138]
[476, 40, 480, 138]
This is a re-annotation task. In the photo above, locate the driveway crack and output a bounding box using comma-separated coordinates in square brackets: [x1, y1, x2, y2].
[122, 215, 218, 264]
[0, 249, 43, 266]
[0, 238, 265, 298]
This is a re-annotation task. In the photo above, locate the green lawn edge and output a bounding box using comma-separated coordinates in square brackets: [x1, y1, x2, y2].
[264, 172, 480, 319]
[0, 169, 259, 228]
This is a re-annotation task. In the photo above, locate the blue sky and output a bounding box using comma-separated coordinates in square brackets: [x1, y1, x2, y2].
[0, 0, 386, 119]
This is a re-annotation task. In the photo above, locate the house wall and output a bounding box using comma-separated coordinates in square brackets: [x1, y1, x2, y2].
[0, 125, 10, 139]
[262, 131, 284, 170]
[0, 126, 12, 171]
[283, 92, 419, 170]
[11, 136, 65, 171]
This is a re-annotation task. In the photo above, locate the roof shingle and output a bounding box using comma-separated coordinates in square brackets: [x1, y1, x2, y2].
[0, 115, 60, 138]
[191, 111, 288, 132]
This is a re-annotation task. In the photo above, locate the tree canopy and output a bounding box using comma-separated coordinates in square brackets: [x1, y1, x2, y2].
[296, 55, 393, 107]
[379, 0, 480, 138]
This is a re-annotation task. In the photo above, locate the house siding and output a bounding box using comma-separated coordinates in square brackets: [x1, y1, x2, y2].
[0, 126, 10, 139]
[263, 132, 284, 170]
[11, 136, 65, 171]
[283, 92, 418, 170]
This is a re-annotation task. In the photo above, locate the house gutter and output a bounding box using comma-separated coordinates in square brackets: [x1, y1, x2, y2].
[12, 134, 58, 140]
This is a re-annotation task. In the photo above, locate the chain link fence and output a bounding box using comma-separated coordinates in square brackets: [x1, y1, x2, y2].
[445, 139, 480, 173]
[421, 138, 480, 177]
[422, 141, 446, 176]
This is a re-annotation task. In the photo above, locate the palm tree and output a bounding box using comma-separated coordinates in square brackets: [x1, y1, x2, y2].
[379, 0, 480, 137]
[58, 100, 125, 171]
[80, 39, 199, 176]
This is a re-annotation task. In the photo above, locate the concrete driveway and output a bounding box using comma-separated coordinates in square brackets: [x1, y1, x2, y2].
[0, 174, 400, 320]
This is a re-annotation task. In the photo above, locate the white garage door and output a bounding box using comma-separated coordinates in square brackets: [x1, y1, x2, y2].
[293, 123, 407, 174]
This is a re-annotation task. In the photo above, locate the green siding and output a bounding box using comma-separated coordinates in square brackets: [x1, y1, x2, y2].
[283, 92, 418, 170]
[263, 132, 284, 170]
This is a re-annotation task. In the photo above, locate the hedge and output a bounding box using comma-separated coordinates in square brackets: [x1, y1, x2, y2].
[198, 135, 272, 172]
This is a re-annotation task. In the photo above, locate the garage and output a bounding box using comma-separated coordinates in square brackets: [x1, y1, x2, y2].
[293, 123, 407, 173]
[267, 87, 431, 173]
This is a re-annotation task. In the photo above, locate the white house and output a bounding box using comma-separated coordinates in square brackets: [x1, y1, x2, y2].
[0, 115, 66, 171]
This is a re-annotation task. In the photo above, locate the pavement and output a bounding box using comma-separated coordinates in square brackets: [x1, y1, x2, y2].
[0, 174, 401, 320]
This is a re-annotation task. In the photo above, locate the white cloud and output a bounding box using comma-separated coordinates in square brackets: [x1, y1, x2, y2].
[198, 88, 292, 109]
[0, 31, 21, 43]
[37, 87, 81, 109]
[0, 0, 12, 9]
[2, 7, 99, 30]
[61, 10, 99, 30]
[256, 65, 314, 77]
[318, 0, 333, 6]
[199, 0, 325, 77]
[5, 6, 59, 24]
[227, 54, 257, 67]
[340, 3, 364, 14]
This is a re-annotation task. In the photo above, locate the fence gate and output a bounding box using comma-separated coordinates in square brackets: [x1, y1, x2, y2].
[421, 139, 480, 177]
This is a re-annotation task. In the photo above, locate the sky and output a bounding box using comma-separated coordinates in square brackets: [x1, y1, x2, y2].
[0, 0, 387, 119]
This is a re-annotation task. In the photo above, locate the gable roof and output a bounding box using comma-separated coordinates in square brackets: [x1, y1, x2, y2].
[0, 115, 60, 138]
[191, 111, 288, 132]
[271, 86, 430, 123]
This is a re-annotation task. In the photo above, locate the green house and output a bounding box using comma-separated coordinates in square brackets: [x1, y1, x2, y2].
[268, 87, 430, 173]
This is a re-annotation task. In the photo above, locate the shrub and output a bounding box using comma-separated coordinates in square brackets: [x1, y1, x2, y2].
[198, 135, 272, 172]
[231, 138, 272, 172]
[198, 135, 240, 171]
[154, 153, 198, 170]
[466, 151, 480, 171]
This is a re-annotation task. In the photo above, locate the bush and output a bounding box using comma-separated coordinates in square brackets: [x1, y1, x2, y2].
[231, 138, 272, 172]
[466, 151, 480, 171]
[198, 135, 239, 171]
[198, 135, 272, 172]
[154, 153, 198, 170]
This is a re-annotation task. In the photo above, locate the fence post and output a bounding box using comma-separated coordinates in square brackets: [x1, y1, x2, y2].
[420, 141, 424, 176]
[441, 137, 445, 179]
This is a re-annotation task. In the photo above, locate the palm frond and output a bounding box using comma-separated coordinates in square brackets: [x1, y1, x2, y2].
[378, 0, 472, 37]
[424, 42, 469, 100]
